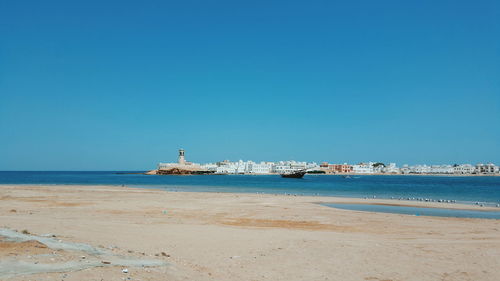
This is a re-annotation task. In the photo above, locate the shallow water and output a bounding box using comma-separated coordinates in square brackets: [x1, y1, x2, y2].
[322, 203, 500, 219]
[1, 171, 500, 205]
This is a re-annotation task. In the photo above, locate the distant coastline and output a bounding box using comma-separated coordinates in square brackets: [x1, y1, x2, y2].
[153, 149, 500, 177]
[144, 169, 500, 177]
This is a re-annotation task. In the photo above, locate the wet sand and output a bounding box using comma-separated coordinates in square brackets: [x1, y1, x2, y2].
[1, 184, 499, 281]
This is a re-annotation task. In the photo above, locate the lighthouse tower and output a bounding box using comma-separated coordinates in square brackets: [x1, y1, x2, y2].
[178, 149, 186, 165]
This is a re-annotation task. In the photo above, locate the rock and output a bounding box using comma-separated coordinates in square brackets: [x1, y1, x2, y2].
[161, 252, 170, 257]
[101, 261, 111, 264]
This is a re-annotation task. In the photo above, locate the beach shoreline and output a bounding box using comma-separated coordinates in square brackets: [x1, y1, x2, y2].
[2, 182, 499, 208]
[1, 184, 499, 281]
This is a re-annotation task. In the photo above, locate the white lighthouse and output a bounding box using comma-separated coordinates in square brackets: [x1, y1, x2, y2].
[178, 149, 186, 165]
[158, 148, 202, 172]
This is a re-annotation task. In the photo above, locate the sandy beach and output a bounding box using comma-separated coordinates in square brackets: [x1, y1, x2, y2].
[1, 184, 499, 281]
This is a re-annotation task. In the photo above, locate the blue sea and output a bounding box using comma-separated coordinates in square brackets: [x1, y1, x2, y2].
[1, 171, 500, 206]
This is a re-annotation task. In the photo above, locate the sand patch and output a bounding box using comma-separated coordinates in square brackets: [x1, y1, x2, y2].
[220, 218, 358, 232]
[0, 240, 51, 257]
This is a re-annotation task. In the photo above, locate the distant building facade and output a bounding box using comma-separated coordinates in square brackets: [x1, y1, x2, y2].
[320, 162, 353, 174]
[382, 163, 399, 174]
[198, 159, 318, 174]
[453, 164, 475, 174]
[475, 163, 499, 174]
[352, 163, 374, 174]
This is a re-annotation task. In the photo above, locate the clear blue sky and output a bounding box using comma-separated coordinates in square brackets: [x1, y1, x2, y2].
[0, 0, 499, 170]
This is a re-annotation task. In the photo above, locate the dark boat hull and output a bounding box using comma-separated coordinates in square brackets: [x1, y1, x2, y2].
[281, 171, 306, 178]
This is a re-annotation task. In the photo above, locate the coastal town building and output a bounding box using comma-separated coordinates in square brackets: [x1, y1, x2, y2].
[399, 164, 452, 174]
[453, 164, 475, 174]
[247, 161, 274, 174]
[398, 164, 497, 175]
[411, 165, 432, 174]
[430, 165, 454, 174]
[475, 163, 499, 174]
[319, 163, 353, 174]
[352, 163, 375, 174]
[400, 165, 410, 174]
[382, 163, 399, 174]
[272, 161, 318, 174]
[214, 160, 248, 174]
[198, 159, 318, 174]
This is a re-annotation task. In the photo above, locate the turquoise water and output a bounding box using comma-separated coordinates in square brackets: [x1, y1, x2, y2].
[1, 172, 500, 207]
[322, 203, 500, 219]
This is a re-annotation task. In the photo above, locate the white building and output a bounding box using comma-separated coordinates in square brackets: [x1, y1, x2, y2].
[408, 165, 431, 174]
[352, 163, 374, 174]
[200, 163, 218, 172]
[428, 165, 454, 174]
[383, 163, 399, 174]
[400, 164, 410, 174]
[475, 163, 499, 174]
[372, 164, 383, 173]
[273, 161, 305, 174]
[247, 161, 274, 174]
[271, 161, 319, 174]
[213, 160, 248, 174]
[405, 164, 454, 174]
[207, 160, 318, 174]
[453, 164, 475, 174]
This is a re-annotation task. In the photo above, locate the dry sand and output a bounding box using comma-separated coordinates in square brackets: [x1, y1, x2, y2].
[0, 184, 499, 281]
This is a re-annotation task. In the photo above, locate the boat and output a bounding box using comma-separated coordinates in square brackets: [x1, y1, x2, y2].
[342, 175, 352, 179]
[281, 170, 306, 178]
